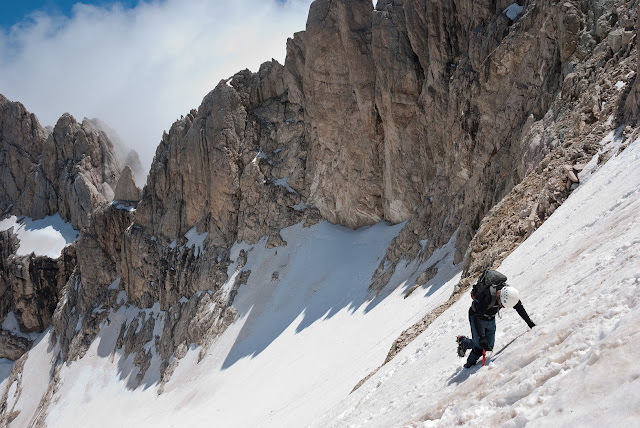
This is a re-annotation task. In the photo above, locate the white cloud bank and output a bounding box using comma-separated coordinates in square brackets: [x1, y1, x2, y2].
[0, 0, 313, 174]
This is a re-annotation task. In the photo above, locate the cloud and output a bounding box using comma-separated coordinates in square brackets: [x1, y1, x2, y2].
[0, 0, 313, 174]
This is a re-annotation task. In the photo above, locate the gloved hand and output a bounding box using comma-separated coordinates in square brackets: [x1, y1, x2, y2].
[479, 336, 492, 351]
[528, 321, 536, 329]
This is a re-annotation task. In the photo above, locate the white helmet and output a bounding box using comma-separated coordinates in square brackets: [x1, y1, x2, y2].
[498, 286, 520, 309]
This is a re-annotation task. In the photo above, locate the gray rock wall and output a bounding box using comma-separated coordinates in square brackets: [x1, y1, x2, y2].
[0, 228, 76, 360]
[0, 95, 46, 215]
[1, 95, 123, 230]
[121, 0, 639, 304]
[303, 0, 384, 228]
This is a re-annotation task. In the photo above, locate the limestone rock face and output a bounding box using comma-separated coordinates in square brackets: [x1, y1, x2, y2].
[76, 204, 135, 298]
[8, 250, 74, 332]
[0, 229, 19, 318]
[624, 3, 640, 121]
[0, 98, 123, 358]
[114, 166, 142, 202]
[371, 0, 427, 222]
[0, 228, 76, 335]
[303, 0, 384, 228]
[368, 0, 639, 288]
[0, 97, 123, 230]
[0, 95, 46, 215]
[0, 330, 31, 360]
[136, 85, 245, 245]
[122, 57, 318, 307]
[31, 114, 122, 229]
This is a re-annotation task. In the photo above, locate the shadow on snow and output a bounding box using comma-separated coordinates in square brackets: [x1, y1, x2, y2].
[221, 221, 459, 370]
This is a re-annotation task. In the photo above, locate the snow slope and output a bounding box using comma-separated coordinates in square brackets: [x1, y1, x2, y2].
[6, 217, 462, 427]
[0, 214, 79, 258]
[312, 133, 640, 427]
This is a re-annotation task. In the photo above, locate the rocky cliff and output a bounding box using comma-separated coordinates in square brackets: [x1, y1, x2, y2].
[0, 95, 123, 230]
[123, 0, 639, 300]
[0, 226, 76, 361]
[0, 95, 141, 361]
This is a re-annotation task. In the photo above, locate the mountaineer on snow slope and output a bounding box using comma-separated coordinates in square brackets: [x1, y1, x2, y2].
[457, 270, 535, 368]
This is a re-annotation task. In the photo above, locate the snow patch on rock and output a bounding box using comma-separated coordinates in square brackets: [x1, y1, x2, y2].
[504, 3, 524, 21]
[0, 214, 79, 258]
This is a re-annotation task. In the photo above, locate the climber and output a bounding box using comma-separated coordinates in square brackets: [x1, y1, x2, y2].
[456, 270, 535, 368]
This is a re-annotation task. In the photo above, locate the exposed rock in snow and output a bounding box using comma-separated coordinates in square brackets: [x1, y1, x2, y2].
[624, 6, 640, 121]
[75, 203, 135, 300]
[0, 331, 31, 361]
[303, 0, 383, 227]
[0, 223, 76, 338]
[0, 95, 47, 217]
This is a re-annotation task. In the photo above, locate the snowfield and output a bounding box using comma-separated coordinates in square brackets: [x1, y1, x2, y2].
[0, 214, 79, 258]
[2, 132, 640, 427]
[4, 212, 461, 428]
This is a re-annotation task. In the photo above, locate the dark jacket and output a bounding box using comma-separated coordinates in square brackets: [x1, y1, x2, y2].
[471, 284, 535, 336]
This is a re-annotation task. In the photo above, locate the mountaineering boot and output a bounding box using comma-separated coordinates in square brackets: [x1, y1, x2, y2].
[456, 336, 467, 358]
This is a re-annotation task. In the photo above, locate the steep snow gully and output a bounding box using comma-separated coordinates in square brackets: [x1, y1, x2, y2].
[2, 134, 640, 427]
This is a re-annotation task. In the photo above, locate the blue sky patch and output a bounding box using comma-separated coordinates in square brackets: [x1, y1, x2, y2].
[0, 0, 140, 29]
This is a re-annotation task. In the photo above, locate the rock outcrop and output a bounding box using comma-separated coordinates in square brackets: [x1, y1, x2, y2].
[0, 226, 75, 361]
[0, 95, 47, 216]
[624, 3, 640, 121]
[26, 114, 122, 230]
[0, 97, 123, 359]
[0, 229, 19, 318]
[76, 204, 136, 298]
[0, 227, 77, 335]
[0, 330, 31, 361]
[120, 56, 322, 307]
[9, 247, 77, 333]
[114, 166, 142, 203]
[368, 0, 639, 291]
[303, 0, 384, 228]
[1, 96, 123, 230]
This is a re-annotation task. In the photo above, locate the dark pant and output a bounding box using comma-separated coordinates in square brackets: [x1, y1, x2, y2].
[461, 308, 496, 366]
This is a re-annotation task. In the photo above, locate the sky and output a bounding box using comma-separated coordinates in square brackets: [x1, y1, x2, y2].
[0, 1, 137, 28]
[0, 0, 314, 174]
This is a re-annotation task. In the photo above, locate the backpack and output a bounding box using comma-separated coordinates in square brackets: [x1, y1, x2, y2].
[471, 269, 508, 301]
